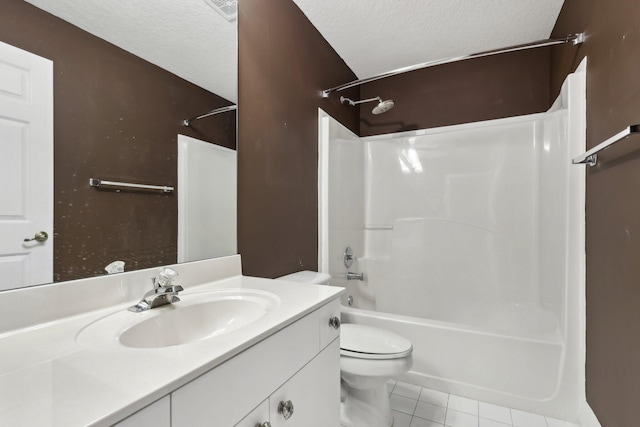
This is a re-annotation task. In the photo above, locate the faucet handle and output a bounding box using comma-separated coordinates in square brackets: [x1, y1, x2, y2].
[157, 268, 178, 286]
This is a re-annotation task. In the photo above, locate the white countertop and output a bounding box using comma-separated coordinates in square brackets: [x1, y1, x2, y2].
[0, 259, 343, 426]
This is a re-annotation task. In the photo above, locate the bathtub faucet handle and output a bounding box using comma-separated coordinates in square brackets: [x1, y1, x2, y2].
[344, 247, 354, 268]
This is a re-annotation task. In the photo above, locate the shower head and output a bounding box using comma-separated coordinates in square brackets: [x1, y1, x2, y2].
[372, 99, 394, 115]
[340, 96, 395, 114]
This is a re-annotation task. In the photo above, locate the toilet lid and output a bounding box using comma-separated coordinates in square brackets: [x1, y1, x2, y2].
[340, 324, 412, 360]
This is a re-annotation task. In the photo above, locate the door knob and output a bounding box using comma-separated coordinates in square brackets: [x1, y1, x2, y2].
[24, 231, 48, 243]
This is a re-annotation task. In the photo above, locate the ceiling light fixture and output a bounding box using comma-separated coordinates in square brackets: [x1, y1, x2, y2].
[204, 0, 237, 22]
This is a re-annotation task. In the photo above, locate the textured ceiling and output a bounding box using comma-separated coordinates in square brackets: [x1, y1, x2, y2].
[292, 0, 565, 80]
[24, 0, 237, 103]
[23, 0, 565, 103]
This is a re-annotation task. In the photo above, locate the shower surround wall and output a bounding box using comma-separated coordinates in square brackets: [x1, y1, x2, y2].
[318, 65, 586, 419]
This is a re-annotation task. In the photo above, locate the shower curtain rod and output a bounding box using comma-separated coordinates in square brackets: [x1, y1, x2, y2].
[322, 33, 584, 98]
[183, 105, 237, 127]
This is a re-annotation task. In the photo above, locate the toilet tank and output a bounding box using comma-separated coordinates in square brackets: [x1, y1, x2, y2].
[278, 270, 331, 285]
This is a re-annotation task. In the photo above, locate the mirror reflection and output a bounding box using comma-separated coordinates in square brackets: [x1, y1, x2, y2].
[0, 0, 237, 290]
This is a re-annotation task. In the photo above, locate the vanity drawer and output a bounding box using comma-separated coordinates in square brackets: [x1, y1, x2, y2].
[171, 309, 320, 427]
[318, 298, 341, 350]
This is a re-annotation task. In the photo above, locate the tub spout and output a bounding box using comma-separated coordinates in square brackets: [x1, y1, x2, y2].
[347, 272, 364, 281]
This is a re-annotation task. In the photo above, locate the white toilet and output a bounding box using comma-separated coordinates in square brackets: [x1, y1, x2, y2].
[278, 271, 413, 427]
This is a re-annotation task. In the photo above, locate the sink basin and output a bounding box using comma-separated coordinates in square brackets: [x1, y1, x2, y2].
[76, 289, 280, 349]
[120, 298, 271, 348]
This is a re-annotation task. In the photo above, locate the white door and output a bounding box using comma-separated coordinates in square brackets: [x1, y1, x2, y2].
[177, 134, 237, 263]
[0, 41, 53, 290]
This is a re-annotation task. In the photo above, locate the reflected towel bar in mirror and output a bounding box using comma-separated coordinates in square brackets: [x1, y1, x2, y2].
[89, 178, 174, 193]
[572, 125, 640, 166]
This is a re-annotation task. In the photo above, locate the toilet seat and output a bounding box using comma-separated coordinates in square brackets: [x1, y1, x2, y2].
[340, 324, 412, 360]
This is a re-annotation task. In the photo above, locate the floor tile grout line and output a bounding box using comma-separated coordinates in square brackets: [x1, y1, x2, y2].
[393, 380, 580, 427]
[479, 415, 515, 426]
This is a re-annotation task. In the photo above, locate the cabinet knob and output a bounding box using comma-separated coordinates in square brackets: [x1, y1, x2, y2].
[329, 316, 341, 330]
[256, 422, 271, 427]
[278, 399, 294, 420]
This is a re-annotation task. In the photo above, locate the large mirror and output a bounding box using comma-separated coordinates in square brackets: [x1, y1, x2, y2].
[0, 0, 237, 290]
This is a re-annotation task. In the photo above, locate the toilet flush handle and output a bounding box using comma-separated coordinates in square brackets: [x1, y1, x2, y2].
[329, 316, 341, 330]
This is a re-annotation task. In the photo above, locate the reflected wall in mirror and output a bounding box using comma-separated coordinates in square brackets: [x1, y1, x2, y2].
[0, 0, 237, 289]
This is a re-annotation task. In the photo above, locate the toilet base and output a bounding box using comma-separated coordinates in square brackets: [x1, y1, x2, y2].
[340, 380, 394, 427]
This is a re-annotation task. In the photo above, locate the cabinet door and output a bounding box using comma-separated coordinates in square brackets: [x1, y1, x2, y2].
[172, 311, 319, 427]
[269, 339, 340, 427]
[235, 399, 270, 427]
[113, 396, 170, 427]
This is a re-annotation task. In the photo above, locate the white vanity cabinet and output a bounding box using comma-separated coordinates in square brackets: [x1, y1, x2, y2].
[113, 396, 170, 427]
[234, 399, 270, 427]
[171, 298, 341, 427]
[234, 340, 340, 427]
[0, 255, 346, 426]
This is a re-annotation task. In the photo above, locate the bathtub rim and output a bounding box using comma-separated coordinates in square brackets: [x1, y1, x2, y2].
[340, 302, 564, 346]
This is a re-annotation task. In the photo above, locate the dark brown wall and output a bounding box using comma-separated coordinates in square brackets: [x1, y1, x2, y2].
[237, 0, 553, 278]
[1, 0, 235, 282]
[551, 1, 640, 426]
[360, 49, 551, 136]
[237, 0, 359, 278]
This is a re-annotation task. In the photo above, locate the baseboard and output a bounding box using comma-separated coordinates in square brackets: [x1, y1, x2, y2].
[579, 401, 602, 427]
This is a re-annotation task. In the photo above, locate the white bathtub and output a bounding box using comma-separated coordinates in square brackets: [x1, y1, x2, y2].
[340, 301, 578, 419]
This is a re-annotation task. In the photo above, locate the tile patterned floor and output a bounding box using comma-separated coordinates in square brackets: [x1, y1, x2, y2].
[386, 380, 580, 427]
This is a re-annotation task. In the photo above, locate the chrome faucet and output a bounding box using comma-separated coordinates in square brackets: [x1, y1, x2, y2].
[347, 272, 364, 281]
[128, 268, 184, 312]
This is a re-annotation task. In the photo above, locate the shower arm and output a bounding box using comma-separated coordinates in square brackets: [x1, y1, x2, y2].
[323, 33, 585, 98]
[341, 96, 382, 106]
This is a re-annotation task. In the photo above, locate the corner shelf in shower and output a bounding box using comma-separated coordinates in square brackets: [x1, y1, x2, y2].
[363, 225, 394, 230]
